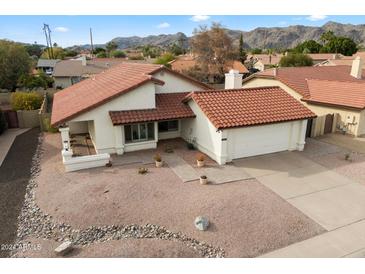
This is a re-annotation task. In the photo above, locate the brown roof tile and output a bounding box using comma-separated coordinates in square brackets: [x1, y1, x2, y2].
[253, 65, 365, 98]
[304, 79, 365, 109]
[184, 87, 316, 129]
[109, 92, 195, 125]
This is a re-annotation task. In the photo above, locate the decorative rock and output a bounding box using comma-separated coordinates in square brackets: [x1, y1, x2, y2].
[54, 241, 73, 256]
[194, 216, 209, 231]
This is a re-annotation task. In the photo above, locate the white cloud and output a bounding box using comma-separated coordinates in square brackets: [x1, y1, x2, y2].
[306, 15, 328, 21]
[190, 15, 210, 22]
[54, 27, 69, 32]
[157, 22, 170, 28]
[278, 21, 287, 26]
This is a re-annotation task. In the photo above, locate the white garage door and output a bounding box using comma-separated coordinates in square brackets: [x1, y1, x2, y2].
[228, 122, 292, 159]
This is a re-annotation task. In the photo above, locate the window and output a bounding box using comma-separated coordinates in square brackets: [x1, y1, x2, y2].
[158, 120, 179, 132]
[125, 123, 154, 143]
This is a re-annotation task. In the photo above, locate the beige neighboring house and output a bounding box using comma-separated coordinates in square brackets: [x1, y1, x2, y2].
[315, 52, 365, 68]
[53, 57, 126, 88]
[246, 54, 283, 71]
[243, 57, 365, 137]
[307, 53, 344, 64]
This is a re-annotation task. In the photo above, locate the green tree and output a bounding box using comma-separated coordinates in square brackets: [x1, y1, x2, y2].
[324, 37, 357, 56]
[141, 45, 161, 58]
[293, 40, 322, 53]
[11, 92, 43, 110]
[279, 53, 313, 67]
[106, 41, 118, 57]
[18, 71, 54, 90]
[320, 31, 336, 44]
[169, 43, 184, 56]
[94, 47, 106, 54]
[251, 48, 262, 54]
[111, 50, 126, 58]
[238, 33, 247, 63]
[24, 43, 43, 57]
[154, 53, 175, 67]
[0, 40, 31, 91]
[96, 52, 107, 58]
[41, 47, 65, 59]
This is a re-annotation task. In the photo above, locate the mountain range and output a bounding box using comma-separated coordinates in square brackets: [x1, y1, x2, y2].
[68, 21, 365, 51]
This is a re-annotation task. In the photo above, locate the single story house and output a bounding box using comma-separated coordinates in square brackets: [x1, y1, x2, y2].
[51, 63, 315, 171]
[36, 59, 60, 75]
[243, 57, 365, 137]
[245, 54, 283, 71]
[53, 57, 126, 88]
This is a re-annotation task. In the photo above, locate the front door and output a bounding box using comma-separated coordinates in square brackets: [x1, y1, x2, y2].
[324, 114, 334, 134]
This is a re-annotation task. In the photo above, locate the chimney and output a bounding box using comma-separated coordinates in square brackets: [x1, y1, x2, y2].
[225, 69, 243, 89]
[81, 56, 87, 66]
[350, 57, 363, 79]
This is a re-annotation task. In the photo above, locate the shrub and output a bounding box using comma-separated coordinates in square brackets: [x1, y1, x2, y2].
[138, 167, 148, 174]
[279, 53, 313, 67]
[111, 50, 126, 58]
[96, 52, 107, 58]
[0, 108, 8, 135]
[11, 92, 43, 111]
[17, 71, 54, 90]
[154, 53, 175, 67]
[128, 55, 144, 60]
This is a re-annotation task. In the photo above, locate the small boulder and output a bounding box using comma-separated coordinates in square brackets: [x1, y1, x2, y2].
[194, 216, 209, 231]
[54, 241, 73, 256]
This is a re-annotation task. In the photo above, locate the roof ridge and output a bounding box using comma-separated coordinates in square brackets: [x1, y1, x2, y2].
[193, 86, 282, 93]
[306, 78, 365, 84]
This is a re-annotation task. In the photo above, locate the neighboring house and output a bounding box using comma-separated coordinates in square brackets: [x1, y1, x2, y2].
[246, 54, 283, 71]
[243, 57, 365, 137]
[51, 63, 315, 171]
[169, 55, 249, 74]
[307, 53, 344, 65]
[315, 52, 365, 68]
[36, 59, 60, 75]
[53, 57, 126, 88]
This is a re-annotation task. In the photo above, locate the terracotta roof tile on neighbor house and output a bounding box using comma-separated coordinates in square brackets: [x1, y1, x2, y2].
[184, 87, 316, 130]
[304, 79, 365, 109]
[109, 92, 195, 125]
[251, 65, 365, 98]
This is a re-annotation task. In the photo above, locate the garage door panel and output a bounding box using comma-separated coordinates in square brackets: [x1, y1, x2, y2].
[230, 122, 291, 159]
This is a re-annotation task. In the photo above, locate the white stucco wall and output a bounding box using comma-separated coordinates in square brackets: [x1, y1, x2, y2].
[152, 70, 206, 93]
[69, 121, 88, 134]
[68, 82, 156, 154]
[181, 100, 224, 164]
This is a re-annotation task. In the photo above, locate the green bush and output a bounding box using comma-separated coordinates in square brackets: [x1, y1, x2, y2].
[111, 50, 126, 58]
[154, 53, 175, 67]
[0, 108, 8, 135]
[18, 71, 54, 90]
[11, 92, 43, 111]
[279, 53, 313, 67]
[96, 52, 107, 58]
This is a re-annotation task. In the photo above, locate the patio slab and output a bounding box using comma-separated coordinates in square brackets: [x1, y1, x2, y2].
[197, 164, 253, 184]
[163, 153, 200, 182]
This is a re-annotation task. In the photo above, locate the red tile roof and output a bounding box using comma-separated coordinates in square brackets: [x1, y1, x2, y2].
[51, 63, 211, 126]
[249, 65, 365, 98]
[183, 87, 316, 130]
[109, 92, 195, 125]
[304, 79, 365, 109]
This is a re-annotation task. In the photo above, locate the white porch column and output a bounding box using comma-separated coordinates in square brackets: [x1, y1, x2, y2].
[219, 130, 228, 165]
[296, 120, 307, 151]
[59, 127, 73, 154]
[114, 125, 125, 155]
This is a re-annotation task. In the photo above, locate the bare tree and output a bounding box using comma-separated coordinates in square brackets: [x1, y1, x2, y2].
[191, 22, 236, 78]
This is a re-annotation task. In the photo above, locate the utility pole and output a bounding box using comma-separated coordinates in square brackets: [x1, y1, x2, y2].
[90, 28, 94, 58]
[43, 23, 54, 59]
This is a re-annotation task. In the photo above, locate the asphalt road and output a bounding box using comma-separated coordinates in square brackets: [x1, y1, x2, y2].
[0, 128, 39, 257]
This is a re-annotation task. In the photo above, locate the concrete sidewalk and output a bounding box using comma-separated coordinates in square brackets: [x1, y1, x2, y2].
[0, 128, 30, 167]
[260, 219, 365, 258]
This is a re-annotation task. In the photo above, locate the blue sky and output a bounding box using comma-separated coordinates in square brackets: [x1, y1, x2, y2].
[0, 15, 364, 47]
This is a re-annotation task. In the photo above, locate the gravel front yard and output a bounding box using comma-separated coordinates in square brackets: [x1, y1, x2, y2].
[14, 133, 325, 258]
[301, 138, 365, 185]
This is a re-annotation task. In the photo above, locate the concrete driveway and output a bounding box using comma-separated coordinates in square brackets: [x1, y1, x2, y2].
[234, 151, 365, 231]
